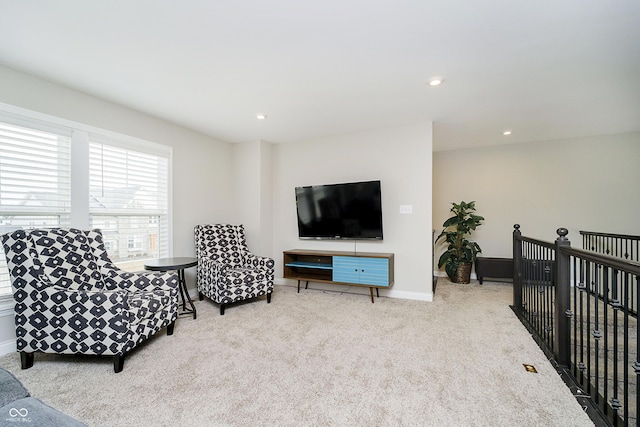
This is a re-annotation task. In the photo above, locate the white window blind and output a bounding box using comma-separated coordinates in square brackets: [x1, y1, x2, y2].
[0, 120, 72, 299]
[0, 105, 173, 303]
[89, 141, 169, 271]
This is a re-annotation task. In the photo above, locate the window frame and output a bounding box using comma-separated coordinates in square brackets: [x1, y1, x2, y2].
[0, 102, 173, 306]
[88, 136, 171, 270]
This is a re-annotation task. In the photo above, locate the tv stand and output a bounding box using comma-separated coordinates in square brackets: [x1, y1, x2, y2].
[283, 249, 394, 303]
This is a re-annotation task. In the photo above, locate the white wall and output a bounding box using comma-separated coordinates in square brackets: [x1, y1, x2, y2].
[232, 140, 274, 256]
[432, 132, 640, 274]
[0, 65, 235, 253]
[0, 65, 234, 351]
[272, 123, 434, 300]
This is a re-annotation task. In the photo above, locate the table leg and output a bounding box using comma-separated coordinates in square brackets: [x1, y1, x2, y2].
[177, 271, 187, 311]
[178, 269, 197, 319]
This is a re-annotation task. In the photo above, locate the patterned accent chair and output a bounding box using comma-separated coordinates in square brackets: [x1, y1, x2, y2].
[194, 224, 274, 315]
[1, 228, 180, 373]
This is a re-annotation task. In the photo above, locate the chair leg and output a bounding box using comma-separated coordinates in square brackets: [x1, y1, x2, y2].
[167, 321, 175, 335]
[198, 292, 204, 301]
[114, 355, 125, 373]
[267, 293, 272, 303]
[20, 352, 34, 370]
[220, 304, 225, 315]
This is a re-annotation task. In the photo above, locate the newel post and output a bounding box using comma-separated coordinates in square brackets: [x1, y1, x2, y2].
[512, 224, 522, 310]
[555, 227, 571, 367]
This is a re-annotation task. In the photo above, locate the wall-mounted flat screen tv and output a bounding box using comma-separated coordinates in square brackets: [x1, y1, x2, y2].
[295, 180, 383, 240]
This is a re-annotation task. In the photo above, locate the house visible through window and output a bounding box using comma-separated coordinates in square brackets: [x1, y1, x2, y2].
[0, 107, 172, 301]
[89, 142, 169, 272]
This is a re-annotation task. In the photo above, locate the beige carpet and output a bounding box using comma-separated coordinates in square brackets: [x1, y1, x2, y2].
[0, 280, 594, 426]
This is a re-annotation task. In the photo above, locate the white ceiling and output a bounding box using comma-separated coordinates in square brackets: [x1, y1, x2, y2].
[1, 1, 639, 151]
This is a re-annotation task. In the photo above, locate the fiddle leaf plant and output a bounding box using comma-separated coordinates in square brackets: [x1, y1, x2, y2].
[436, 201, 484, 281]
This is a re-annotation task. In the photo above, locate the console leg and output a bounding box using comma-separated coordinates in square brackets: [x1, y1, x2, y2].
[297, 280, 300, 293]
[369, 287, 375, 303]
[305, 281, 309, 289]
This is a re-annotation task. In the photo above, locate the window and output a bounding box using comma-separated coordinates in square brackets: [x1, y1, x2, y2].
[0, 106, 172, 301]
[89, 142, 169, 272]
[0, 119, 72, 300]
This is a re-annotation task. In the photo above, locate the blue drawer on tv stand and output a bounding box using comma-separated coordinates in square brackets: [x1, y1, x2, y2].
[332, 256, 390, 287]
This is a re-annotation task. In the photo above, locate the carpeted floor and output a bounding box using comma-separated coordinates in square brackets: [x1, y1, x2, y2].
[0, 280, 594, 426]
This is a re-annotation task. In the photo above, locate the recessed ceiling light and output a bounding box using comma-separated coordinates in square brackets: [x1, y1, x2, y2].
[503, 130, 513, 136]
[256, 114, 267, 120]
[427, 76, 444, 86]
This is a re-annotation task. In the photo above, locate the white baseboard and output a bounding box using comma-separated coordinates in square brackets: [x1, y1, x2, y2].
[433, 271, 478, 280]
[386, 289, 433, 301]
[0, 339, 16, 356]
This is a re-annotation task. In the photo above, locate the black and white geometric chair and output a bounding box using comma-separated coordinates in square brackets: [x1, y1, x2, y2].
[194, 224, 274, 315]
[1, 228, 179, 373]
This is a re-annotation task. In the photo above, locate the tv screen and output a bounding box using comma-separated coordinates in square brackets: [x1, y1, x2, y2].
[295, 180, 383, 240]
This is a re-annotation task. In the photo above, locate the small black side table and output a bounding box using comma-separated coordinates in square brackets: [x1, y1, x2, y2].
[145, 257, 198, 319]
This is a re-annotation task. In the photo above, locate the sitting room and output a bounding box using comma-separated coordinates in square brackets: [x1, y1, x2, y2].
[0, 1, 638, 426]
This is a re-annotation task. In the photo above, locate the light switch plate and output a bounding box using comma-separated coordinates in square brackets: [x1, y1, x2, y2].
[400, 205, 413, 214]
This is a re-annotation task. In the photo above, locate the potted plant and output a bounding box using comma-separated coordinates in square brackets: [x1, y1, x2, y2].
[436, 201, 484, 283]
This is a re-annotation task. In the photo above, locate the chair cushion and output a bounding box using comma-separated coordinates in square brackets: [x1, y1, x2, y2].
[31, 228, 105, 290]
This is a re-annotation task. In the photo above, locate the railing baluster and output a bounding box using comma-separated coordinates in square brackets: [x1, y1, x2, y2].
[595, 263, 602, 408]
[604, 266, 610, 416]
[636, 271, 640, 426]
[623, 271, 629, 425]
[610, 267, 620, 419]
[586, 261, 597, 403]
[577, 258, 586, 386]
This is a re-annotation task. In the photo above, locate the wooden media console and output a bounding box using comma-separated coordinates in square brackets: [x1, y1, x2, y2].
[283, 249, 394, 303]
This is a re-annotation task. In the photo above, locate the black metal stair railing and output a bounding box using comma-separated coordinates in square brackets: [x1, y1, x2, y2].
[512, 228, 556, 355]
[581, 231, 640, 315]
[581, 231, 640, 263]
[513, 225, 640, 427]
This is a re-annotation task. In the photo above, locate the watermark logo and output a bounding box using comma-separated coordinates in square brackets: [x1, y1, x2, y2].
[8, 409, 28, 418]
[5, 407, 31, 423]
